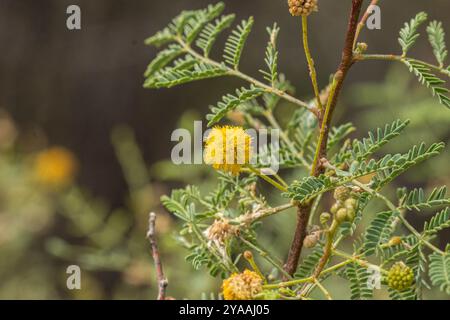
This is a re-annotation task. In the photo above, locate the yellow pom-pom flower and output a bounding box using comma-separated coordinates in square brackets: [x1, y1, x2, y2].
[34, 147, 77, 188]
[204, 126, 252, 176]
[222, 269, 263, 300]
[387, 262, 415, 291]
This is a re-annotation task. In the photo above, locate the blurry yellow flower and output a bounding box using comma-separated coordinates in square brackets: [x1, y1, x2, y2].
[222, 269, 263, 300]
[34, 147, 77, 188]
[204, 126, 252, 175]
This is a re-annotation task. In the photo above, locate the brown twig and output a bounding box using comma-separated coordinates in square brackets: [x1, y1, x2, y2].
[311, 0, 364, 278]
[311, 0, 363, 177]
[283, 0, 364, 278]
[147, 212, 168, 300]
[283, 203, 312, 276]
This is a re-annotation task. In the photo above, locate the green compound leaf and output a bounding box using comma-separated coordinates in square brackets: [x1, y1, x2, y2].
[144, 44, 184, 78]
[363, 211, 398, 256]
[144, 62, 228, 88]
[206, 85, 264, 126]
[427, 21, 448, 67]
[403, 59, 450, 108]
[223, 17, 254, 69]
[399, 186, 450, 211]
[345, 263, 374, 300]
[196, 14, 236, 57]
[398, 12, 428, 55]
[183, 2, 226, 44]
[428, 251, 450, 295]
[348, 119, 410, 162]
[260, 23, 280, 86]
[424, 208, 450, 236]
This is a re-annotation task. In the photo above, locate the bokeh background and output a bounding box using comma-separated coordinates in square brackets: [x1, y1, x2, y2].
[0, 0, 449, 299]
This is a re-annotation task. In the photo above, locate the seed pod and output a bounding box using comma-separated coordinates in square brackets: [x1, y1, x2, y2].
[288, 0, 319, 17]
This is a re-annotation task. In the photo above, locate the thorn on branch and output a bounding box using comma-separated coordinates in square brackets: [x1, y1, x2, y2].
[147, 212, 168, 300]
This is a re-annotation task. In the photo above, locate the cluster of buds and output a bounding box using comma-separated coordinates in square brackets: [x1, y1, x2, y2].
[288, 0, 318, 17]
[387, 262, 415, 291]
[205, 218, 238, 245]
[330, 186, 359, 223]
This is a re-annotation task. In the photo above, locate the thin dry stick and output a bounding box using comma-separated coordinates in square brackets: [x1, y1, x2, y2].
[147, 212, 168, 300]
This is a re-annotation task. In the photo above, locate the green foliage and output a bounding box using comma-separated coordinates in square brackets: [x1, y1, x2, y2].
[429, 251, 450, 294]
[197, 14, 236, 57]
[295, 247, 323, 278]
[206, 85, 264, 126]
[288, 136, 445, 204]
[427, 21, 448, 67]
[403, 59, 450, 108]
[346, 119, 410, 162]
[399, 186, 450, 211]
[223, 17, 254, 69]
[145, 2, 450, 300]
[260, 24, 280, 86]
[398, 12, 428, 55]
[424, 208, 450, 236]
[364, 211, 397, 256]
[327, 123, 355, 151]
[345, 263, 373, 300]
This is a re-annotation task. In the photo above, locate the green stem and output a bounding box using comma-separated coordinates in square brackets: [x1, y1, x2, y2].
[313, 278, 332, 300]
[310, 73, 340, 175]
[246, 165, 288, 192]
[264, 256, 354, 290]
[239, 237, 292, 280]
[302, 16, 323, 111]
[333, 249, 388, 274]
[357, 54, 450, 77]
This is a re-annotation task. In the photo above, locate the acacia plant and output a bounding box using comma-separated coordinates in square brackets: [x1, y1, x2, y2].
[143, 1, 450, 300]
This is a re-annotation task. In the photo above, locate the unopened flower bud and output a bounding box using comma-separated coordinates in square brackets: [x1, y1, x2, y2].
[303, 234, 319, 248]
[288, 0, 319, 17]
[336, 208, 349, 223]
[388, 236, 402, 247]
[320, 212, 331, 225]
[334, 186, 351, 201]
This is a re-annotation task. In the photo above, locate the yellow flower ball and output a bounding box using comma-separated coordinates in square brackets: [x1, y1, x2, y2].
[387, 262, 415, 292]
[34, 147, 77, 188]
[204, 126, 252, 176]
[222, 269, 263, 300]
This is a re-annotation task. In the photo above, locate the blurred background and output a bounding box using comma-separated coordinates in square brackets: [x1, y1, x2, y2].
[0, 0, 449, 299]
